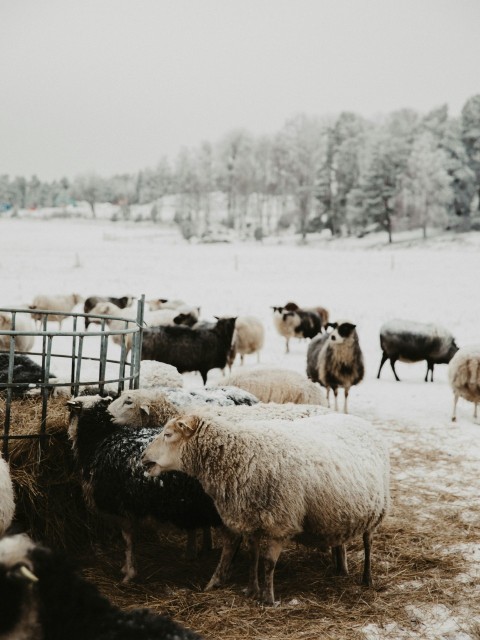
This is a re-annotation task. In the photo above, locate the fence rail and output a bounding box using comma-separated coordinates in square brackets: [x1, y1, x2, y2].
[0, 296, 145, 459]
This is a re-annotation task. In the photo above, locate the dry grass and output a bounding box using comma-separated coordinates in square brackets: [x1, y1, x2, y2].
[2, 397, 480, 638]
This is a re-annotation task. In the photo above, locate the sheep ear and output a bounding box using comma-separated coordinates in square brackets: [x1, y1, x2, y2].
[175, 417, 198, 437]
[67, 400, 82, 412]
[140, 404, 150, 416]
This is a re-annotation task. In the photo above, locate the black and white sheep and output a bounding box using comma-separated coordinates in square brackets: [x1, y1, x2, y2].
[222, 367, 327, 405]
[0, 533, 203, 640]
[28, 293, 83, 330]
[272, 306, 322, 354]
[377, 319, 459, 382]
[0, 311, 35, 354]
[448, 345, 480, 422]
[83, 295, 135, 330]
[0, 453, 14, 536]
[141, 317, 237, 385]
[67, 394, 222, 581]
[0, 354, 56, 397]
[307, 321, 364, 413]
[142, 411, 390, 604]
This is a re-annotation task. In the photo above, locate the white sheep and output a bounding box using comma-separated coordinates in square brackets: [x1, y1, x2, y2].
[0, 453, 15, 536]
[272, 307, 300, 353]
[28, 294, 83, 330]
[0, 311, 35, 353]
[53, 359, 184, 398]
[222, 368, 327, 406]
[448, 345, 480, 422]
[142, 411, 390, 604]
[147, 298, 186, 311]
[227, 316, 265, 367]
[307, 321, 364, 413]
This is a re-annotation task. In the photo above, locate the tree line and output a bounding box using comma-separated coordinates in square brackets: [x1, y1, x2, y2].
[1, 94, 479, 243]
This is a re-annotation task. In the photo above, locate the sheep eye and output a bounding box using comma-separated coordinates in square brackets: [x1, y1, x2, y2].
[124, 400, 133, 405]
[164, 432, 172, 439]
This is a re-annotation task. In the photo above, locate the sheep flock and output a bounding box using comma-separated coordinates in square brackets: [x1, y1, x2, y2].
[1, 235, 480, 640]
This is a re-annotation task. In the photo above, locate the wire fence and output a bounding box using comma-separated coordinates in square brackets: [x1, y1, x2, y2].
[0, 296, 145, 459]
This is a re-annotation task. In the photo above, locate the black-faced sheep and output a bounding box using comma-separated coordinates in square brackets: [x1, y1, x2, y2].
[28, 294, 83, 330]
[307, 321, 364, 413]
[377, 319, 459, 382]
[272, 306, 321, 354]
[0, 354, 55, 397]
[0, 533, 203, 640]
[142, 412, 390, 604]
[0, 453, 14, 536]
[448, 345, 480, 422]
[226, 316, 265, 368]
[222, 368, 327, 405]
[67, 395, 222, 581]
[141, 317, 237, 385]
[0, 311, 35, 354]
[83, 295, 135, 330]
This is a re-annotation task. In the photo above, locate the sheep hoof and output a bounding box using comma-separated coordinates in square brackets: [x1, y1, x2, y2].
[243, 585, 261, 599]
[204, 577, 222, 591]
[451, 417, 456, 422]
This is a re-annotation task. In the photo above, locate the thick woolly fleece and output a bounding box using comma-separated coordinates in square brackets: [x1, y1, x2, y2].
[69, 397, 221, 534]
[0, 535, 202, 640]
[177, 413, 389, 545]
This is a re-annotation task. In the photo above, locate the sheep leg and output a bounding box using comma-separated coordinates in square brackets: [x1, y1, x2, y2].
[425, 362, 433, 383]
[333, 388, 339, 412]
[205, 528, 241, 591]
[240, 354, 244, 365]
[390, 358, 400, 381]
[186, 529, 197, 560]
[285, 338, 289, 354]
[332, 545, 348, 575]
[474, 403, 478, 419]
[377, 352, 388, 379]
[362, 531, 373, 587]
[121, 523, 137, 583]
[200, 527, 213, 555]
[326, 387, 331, 408]
[452, 393, 459, 422]
[200, 370, 208, 385]
[262, 538, 283, 605]
[245, 534, 261, 598]
[343, 387, 350, 414]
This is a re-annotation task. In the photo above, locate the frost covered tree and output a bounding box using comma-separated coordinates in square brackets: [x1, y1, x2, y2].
[72, 173, 105, 217]
[461, 94, 480, 211]
[402, 133, 453, 239]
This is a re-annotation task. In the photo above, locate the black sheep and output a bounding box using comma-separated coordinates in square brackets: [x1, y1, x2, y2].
[141, 317, 237, 384]
[0, 533, 203, 640]
[0, 353, 55, 397]
[67, 395, 222, 582]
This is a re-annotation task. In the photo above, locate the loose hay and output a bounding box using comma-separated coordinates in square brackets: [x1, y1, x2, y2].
[1, 395, 114, 549]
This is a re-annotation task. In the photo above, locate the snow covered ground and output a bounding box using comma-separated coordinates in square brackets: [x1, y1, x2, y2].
[1, 217, 479, 638]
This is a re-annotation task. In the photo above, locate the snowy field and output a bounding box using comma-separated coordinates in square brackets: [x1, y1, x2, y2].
[1, 217, 480, 639]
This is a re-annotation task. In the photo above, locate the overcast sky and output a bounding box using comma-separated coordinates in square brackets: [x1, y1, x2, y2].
[1, 0, 479, 181]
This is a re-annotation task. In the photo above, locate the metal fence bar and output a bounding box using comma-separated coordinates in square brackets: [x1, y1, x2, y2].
[1, 298, 145, 452]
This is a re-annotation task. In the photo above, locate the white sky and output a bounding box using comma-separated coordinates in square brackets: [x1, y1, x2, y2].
[1, 0, 479, 181]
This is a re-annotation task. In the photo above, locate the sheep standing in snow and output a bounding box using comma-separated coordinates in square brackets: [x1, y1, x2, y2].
[28, 293, 83, 330]
[307, 321, 364, 413]
[83, 295, 135, 330]
[222, 368, 327, 405]
[142, 412, 390, 604]
[448, 345, 480, 422]
[67, 395, 222, 581]
[378, 319, 459, 382]
[284, 302, 330, 331]
[272, 306, 321, 353]
[226, 315, 265, 368]
[141, 317, 237, 385]
[0, 533, 203, 640]
[0, 311, 35, 353]
[0, 453, 14, 536]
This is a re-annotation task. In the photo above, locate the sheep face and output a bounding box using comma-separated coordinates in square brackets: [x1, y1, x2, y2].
[327, 322, 356, 345]
[108, 392, 147, 427]
[142, 416, 196, 475]
[67, 395, 112, 438]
